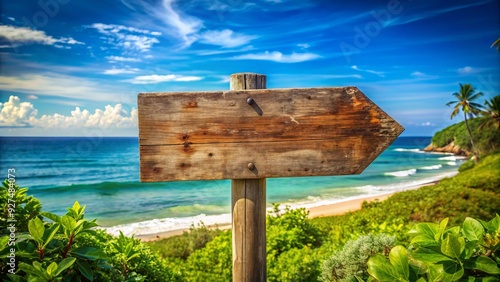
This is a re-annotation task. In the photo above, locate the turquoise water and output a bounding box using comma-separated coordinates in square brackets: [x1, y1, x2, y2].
[0, 137, 464, 236]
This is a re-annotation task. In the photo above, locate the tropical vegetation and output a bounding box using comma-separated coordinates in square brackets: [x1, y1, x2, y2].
[2, 124, 499, 281]
[446, 83, 484, 161]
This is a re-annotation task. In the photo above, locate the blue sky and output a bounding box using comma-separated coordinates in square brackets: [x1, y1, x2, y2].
[0, 0, 499, 136]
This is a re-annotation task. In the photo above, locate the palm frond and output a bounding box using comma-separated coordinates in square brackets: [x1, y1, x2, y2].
[492, 37, 500, 51]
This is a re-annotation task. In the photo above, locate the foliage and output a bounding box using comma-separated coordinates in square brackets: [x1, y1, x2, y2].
[145, 149, 499, 281]
[431, 118, 500, 154]
[320, 233, 396, 282]
[183, 230, 232, 281]
[458, 160, 475, 172]
[268, 247, 321, 282]
[266, 204, 321, 258]
[146, 222, 221, 260]
[367, 216, 500, 281]
[446, 81, 484, 156]
[266, 205, 322, 281]
[479, 95, 500, 130]
[1, 180, 42, 234]
[0, 182, 181, 281]
[492, 37, 500, 51]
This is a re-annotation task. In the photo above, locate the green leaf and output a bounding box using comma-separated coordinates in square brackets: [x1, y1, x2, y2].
[46, 262, 57, 276]
[72, 246, 102, 260]
[436, 218, 449, 241]
[40, 211, 61, 223]
[6, 274, 24, 282]
[61, 215, 76, 231]
[411, 248, 455, 264]
[427, 261, 464, 282]
[441, 233, 464, 259]
[463, 217, 485, 242]
[19, 262, 50, 280]
[77, 260, 93, 281]
[416, 223, 439, 239]
[0, 235, 9, 248]
[368, 254, 404, 282]
[54, 257, 76, 276]
[389, 246, 409, 280]
[42, 224, 59, 249]
[72, 201, 81, 212]
[28, 218, 45, 241]
[469, 256, 500, 275]
[411, 235, 438, 247]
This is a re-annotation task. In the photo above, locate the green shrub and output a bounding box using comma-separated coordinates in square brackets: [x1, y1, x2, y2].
[267, 204, 321, 259]
[431, 119, 500, 154]
[0, 182, 181, 281]
[319, 233, 396, 282]
[268, 247, 321, 282]
[184, 230, 232, 280]
[1, 180, 41, 234]
[367, 216, 500, 281]
[458, 160, 475, 172]
[147, 222, 222, 260]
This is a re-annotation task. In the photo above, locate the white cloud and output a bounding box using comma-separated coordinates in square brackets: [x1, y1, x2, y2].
[198, 29, 256, 48]
[27, 95, 38, 100]
[297, 43, 310, 49]
[232, 51, 320, 63]
[0, 73, 124, 102]
[88, 23, 160, 52]
[351, 65, 385, 77]
[89, 23, 161, 36]
[103, 67, 140, 75]
[411, 71, 426, 77]
[7, 17, 15, 21]
[0, 96, 38, 127]
[323, 74, 363, 79]
[128, 74, 203, 84]
[420, 122, 435, 126]
[106, 56, 141, 62]
[155, 0, 203, 46]
[456, 66, 486, 75]
[0, 25, 84, 48]
[0, 95, 137, 129]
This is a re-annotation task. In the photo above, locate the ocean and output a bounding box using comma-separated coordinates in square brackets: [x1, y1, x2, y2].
[0, 137, 465, 236]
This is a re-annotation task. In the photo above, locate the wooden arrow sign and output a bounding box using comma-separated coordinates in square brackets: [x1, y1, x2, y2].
[138, 86, 404, 182]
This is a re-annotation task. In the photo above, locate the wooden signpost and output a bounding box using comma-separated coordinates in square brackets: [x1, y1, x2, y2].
[138, 73, 404, 281]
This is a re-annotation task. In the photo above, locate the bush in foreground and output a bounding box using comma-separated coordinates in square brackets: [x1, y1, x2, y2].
[0, 180, 181, 281]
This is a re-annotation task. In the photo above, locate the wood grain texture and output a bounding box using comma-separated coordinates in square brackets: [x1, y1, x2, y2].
[230, 73, 267, 282]
[232, 179, 266, 282]
[138, 86, 404, 181]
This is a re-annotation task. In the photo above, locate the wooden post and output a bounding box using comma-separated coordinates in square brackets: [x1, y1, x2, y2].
[231, 73, 267, 282]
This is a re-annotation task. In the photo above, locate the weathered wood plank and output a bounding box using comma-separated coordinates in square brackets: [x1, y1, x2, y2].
[138, 87, 403, 146]
[232, 178, 266, 282]
[139, 136, 395, 181]
[230, 73, 267, 282]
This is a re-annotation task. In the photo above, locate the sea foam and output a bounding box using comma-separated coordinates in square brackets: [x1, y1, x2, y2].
[394, 148, 423, 153]
[420, 165, 442, 170]
[104, 171, 460, 237]
[384, 168, 417, 177]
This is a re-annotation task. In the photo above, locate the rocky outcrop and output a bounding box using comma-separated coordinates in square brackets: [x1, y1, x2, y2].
[423, 141, 469, 156]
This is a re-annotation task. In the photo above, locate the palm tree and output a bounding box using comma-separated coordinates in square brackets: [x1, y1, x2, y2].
[492, 37, 500, 51]
[446, 83, 484, 161]
[478, 95, 500, 130]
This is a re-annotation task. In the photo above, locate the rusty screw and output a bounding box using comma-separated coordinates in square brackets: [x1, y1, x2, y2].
[247, 162, 255, 170]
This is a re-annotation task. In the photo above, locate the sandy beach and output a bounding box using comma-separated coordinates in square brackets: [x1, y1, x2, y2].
[137, 182, 437, 242]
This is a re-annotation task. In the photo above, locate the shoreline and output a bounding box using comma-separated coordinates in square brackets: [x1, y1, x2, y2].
[137, 181, 439, 242]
